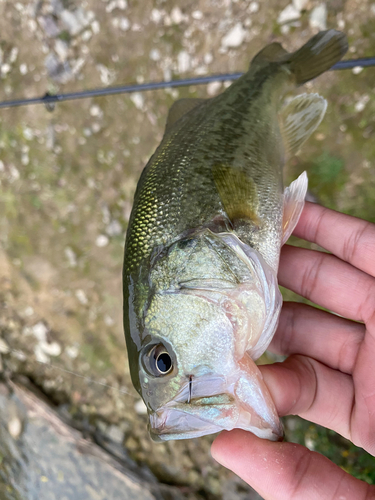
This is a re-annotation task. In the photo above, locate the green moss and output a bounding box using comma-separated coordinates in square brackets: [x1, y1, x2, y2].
[57, 30, 71, 43]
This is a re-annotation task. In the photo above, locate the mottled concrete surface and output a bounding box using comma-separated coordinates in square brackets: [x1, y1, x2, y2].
[0, 0, 374, 498]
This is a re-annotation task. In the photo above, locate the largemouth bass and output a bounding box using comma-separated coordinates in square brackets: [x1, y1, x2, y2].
[123, 30, 348, 441]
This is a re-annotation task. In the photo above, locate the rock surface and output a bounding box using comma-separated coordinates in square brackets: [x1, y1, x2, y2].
[0, 383, 174, 500]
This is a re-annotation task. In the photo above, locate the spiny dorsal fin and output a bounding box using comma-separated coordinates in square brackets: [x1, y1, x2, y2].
[279, 93, 327, 157]
[282, 171, 308, 245]
[165, 98, 206, 133]
[212, 164, 260, 225]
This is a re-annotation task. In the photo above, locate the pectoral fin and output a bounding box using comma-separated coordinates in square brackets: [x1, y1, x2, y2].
[165, 98, 206, 133]
[212, 164, 260, 225]
[279, 93, 327, 158]
[282, 171, 308, 245]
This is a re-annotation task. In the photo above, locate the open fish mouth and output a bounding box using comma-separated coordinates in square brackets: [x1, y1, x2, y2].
[149, 409, 225, 441]
[149, 394, 283, 442]
[149, 395, 235, 441]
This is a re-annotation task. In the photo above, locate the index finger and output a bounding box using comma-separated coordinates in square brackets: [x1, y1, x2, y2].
[211, 430, 373, 500]
[293, 202, 375, 278]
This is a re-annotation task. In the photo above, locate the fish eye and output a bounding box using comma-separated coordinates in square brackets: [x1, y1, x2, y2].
[142, 343, 174, 377]
[155, 350, 172, 374]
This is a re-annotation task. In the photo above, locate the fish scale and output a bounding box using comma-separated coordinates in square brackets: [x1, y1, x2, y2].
[126, 77, 282, 273]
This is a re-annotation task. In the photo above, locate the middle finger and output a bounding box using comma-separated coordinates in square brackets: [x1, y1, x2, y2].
[278, 245, 375, 324]
[269, 302, 365, 374]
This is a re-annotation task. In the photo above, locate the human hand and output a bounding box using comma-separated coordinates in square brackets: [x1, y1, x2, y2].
[211, 202, 375, 499]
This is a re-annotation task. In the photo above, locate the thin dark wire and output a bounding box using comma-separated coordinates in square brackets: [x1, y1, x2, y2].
[7, 346, 136, 397]
[0, 56, 374, 110]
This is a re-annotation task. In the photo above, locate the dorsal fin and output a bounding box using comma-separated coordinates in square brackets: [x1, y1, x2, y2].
[250, 42, 289, 71]
[279, 93, 327, 158]
[165, 98, 206, 133]
[212, 164, 260, 225]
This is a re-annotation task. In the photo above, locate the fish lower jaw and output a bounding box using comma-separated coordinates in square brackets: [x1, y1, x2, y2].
[235, 407, 283, 441]
[149, 408, 224, 442]
[148, 397, 283, 442]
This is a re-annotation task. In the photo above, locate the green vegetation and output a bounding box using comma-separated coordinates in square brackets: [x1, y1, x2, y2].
[58, 30, 71, 44]
[285, 417, 375, 485]
[307, 152, 347, 208]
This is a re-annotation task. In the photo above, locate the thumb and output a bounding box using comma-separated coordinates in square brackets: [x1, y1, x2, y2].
[211, 429, 372, 500]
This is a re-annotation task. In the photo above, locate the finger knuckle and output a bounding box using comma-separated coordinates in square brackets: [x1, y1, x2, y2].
[286, 355, 318, 413]
[337, 331, 362, 374]
[359, 281, 375, 325]
[278, 303, 298, 354]
[311, 205, 329, 243]
[342, 222, 368, 264]
[300, 252, 325, 300]
[289, 450, 314, 498]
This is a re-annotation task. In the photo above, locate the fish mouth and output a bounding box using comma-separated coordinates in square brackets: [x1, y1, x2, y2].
[150, 410, 224, 441]
[149, 395, 232, 441]
[149, 393, 283, 442]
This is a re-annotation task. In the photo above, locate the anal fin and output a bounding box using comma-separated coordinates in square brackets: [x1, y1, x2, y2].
[282, 171, 308, 245]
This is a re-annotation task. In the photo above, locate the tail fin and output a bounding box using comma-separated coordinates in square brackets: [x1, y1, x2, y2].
[289, 30, 348, 84]
[251, 30, 348, 85]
